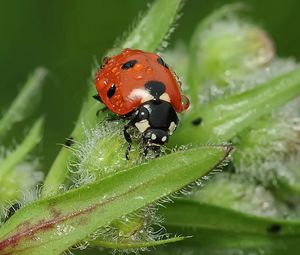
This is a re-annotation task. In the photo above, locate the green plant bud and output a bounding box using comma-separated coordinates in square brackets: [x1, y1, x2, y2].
[0, 118, 43, 219]
[95, 207, 164, 251]
[192, 173, 291, 218]
[233, 97, 300, 184]
[0, 160, 43, 218]
[71, 122, 157, 248]
[71, 121, 142, 186]
[193, 19, 274, 84]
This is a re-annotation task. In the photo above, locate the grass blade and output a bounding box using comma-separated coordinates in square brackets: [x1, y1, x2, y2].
[0, 118, 43, 180]
[121, 0, 182, 52]
[0, 68, 47, 140]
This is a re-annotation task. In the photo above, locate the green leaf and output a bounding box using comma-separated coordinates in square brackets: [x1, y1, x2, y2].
[0, 68, 47, 140]
[89, 236, 186, 250]
[121, 0, 182, 52]
[0, 118, 44, 180]
[0, 145, 230, 255]
[173, 67, 300, 145]
[159, 200, 300, 254]
[42, 0, 184, 197]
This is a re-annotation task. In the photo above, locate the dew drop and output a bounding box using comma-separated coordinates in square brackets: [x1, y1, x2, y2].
[146, 67, 153, 74]
[134, 63, 144, 71]
[135, 74, 143, 80]
[181, 95, 190, 111]
[161, 41, 168, 48]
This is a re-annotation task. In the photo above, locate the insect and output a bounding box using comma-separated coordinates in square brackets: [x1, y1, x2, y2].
[94, 48, 190, 159]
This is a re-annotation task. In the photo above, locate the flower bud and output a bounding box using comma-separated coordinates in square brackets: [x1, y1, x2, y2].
[71, 122, 141, 186]
[0, 160, 43, 218]
[233, 97, 300, 185]
[192, 19, 274, 84]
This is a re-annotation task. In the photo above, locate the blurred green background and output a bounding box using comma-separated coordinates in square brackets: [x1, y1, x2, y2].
[1, 0, 300, 171]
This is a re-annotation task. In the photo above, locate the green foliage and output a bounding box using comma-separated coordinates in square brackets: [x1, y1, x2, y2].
[0, 146, 229, 254]
[1, 1, 300, 255]
[0, 68, 47, 140]
[158, 200, 300, 255]
[0, 69, 45, 219]
[42, 0, 183, 197]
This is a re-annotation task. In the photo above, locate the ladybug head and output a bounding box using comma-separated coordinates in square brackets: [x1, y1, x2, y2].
[142, 128, 169, 146]
[131, 100, 179, 148]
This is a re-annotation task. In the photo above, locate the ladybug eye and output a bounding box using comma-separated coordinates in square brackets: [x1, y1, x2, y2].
[121, 60, 138, 70]
[107, 84, 116, 98]
[138, 106, 150, 120]
[157, 57, 169, 69]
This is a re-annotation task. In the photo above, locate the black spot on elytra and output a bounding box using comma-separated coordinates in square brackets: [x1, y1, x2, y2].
[192, 117, 203, 126]
[64, 137, 74, 147]
[267, 224, 282, 234]
[4, 203, 20, 222]
[144, 81, 166, 100]
[157, 57, 169, 68]
[121, 60, 138, 70]
[107, 84, 116, 98]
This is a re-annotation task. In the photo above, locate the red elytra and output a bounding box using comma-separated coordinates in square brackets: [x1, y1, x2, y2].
[95, 48, 189, 115]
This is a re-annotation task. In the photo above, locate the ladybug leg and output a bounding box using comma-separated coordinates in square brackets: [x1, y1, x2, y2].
[4, 202, 20, 222]
[143, 146, 161, 158]
[123, 123, 133, 160]
[143, 146, 149, 157]
[93, 95, 108, 116]
[96, 107, 109, 116]
[154, 147, 161, 158]
[101, 56, 111, 69]
[106, 113, 131, 122]
[122, 111, 139, 160]
[93, 94, 102, 102]
[106, 115, 122, 121]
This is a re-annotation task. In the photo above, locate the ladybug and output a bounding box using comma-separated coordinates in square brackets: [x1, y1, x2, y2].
[94, 48, 190, 159]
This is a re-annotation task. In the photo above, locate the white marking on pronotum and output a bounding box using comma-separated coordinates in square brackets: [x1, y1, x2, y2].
[161, 136, 167, 142]
[169, 121, 177, 135]
[128, 88, 154, 103]
[159, 92, 171, 102]
[135, 120, 150, 133]
[141, 93, 155, 103]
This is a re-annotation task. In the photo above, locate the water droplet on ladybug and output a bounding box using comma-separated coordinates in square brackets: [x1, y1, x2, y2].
[181, 95, 190, 111]
[146, 67, 153, 74]
[134, 63, 143, 71]
[112, 67, 118, 73]
[135, 74, 143, 80]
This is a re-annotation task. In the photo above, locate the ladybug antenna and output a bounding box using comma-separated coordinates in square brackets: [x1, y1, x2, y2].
[93, 94, 102, 102]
